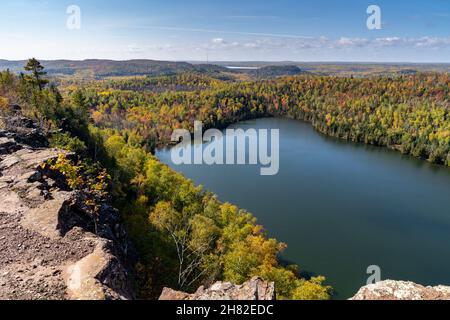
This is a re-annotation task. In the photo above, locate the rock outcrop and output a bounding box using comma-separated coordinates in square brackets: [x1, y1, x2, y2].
[161, 278, 450, 301]
[351, 280, 450, 300]
[0, 117, 135, 300]
[159, 277, 276, 301]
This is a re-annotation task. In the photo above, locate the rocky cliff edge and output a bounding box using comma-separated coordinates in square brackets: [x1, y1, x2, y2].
[0, 116, 135, 300]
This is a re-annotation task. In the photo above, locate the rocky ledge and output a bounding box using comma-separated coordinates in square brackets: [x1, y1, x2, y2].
[351, 280, 450, 300]
[0, 116, 135, 300]
[159, 277, 276, 301]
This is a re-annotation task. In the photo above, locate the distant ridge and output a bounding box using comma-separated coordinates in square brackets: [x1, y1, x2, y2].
[0, 59, 307, 79]
[0, 59, 448, 78]
[0, 59, 220, 78]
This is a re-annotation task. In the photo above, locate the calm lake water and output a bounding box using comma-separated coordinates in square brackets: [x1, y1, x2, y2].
[156, 118, 450, 299]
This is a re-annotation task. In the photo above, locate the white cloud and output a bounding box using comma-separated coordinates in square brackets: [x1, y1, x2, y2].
[413, 37, 450, 48]
[335, 37, 370, 48]
[173, 35, 448, 61]
[38, 35, 448, 62]
[188, 35, 450, 56]
[372, 36, 450, 48]
[212, 38, 225, 44]
[374, 37, 403, 47]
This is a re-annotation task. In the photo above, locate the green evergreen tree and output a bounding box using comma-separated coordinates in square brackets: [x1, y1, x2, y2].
[24, 58, 49, 90]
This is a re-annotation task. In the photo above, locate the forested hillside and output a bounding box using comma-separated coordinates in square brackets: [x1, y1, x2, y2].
[0, 59, 226, 78]
[72, 72, 449, 166]
[2, 59, 449, 79]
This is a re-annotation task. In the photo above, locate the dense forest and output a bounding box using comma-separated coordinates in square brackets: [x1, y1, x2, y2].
[1, 59, 449, 299]
[67, 71, 449, 166]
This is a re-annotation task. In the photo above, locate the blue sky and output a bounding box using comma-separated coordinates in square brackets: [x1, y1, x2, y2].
[1, 0, 449, 62]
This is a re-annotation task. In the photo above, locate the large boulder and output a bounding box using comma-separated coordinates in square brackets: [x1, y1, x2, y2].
[159, 277, 276, 301]
[0, 116, 48, 148]
[351, 280, 450, 300]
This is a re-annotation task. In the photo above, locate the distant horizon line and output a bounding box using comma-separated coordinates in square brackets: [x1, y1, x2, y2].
[1, 58, 450, 65]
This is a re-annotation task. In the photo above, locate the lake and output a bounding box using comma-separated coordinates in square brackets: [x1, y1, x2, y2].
[156, 118, 450, 299]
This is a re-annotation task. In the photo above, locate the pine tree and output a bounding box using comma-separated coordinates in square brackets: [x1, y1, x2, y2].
[24, 58, 49, 90]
